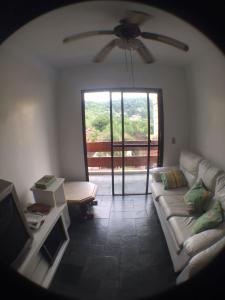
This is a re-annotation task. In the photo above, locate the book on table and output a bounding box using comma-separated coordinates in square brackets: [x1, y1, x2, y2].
[27, 203, 52, 214]
[35, 175, 56, 189]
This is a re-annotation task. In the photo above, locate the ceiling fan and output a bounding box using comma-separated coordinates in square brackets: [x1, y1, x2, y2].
[62, 10, 189, 63]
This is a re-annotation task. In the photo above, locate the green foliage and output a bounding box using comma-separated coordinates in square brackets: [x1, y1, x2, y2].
[85, 96, 157, 142]
[92, 113, 109, 131]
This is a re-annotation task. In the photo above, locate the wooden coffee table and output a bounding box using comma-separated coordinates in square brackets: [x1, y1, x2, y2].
[64, 181, 98, 220]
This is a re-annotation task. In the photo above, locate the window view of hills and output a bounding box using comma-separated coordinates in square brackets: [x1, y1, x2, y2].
[85, 92, 158, 143]
[84, 91, 159, 171]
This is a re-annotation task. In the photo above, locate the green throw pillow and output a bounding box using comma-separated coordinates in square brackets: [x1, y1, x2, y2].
[150, 169, 170, 182]
[151, 172, 164, 182]
[183, 180, 212, 214]
[161, 170, 187, 190]
[192, 200, 223, 234]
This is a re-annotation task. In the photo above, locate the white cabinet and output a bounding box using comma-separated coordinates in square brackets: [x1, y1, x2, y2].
[31, 178, 70, 229]
[18, 178, 72, 288]
[18, 205, 70, 288]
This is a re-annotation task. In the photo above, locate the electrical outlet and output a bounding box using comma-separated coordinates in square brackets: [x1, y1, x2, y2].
[171, 137, 176, 144]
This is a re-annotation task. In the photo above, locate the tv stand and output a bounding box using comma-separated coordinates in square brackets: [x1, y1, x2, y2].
[31, 178, 71, 229]
[17, 204, 69, 288]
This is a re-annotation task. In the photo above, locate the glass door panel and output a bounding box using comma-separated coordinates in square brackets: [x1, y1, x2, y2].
[111, 92, 122, 142]
[84, 91, 111, 175]
[124, 148, 148, 194]
[123, 92, 148, 143]
[149, 92, 159, 152]
[111, 92, 122, 195]
[123, 92, 149, 194]
[95, 89, 162, 196]
[112, 145, 122, 195]
[148, 92, 159, 193]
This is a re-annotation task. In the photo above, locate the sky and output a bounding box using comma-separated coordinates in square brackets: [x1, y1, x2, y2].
[84, 91, 158, 102]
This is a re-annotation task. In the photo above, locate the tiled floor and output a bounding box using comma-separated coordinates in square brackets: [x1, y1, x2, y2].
[49, 194, 176, 300]
[89, 174, 151, 195]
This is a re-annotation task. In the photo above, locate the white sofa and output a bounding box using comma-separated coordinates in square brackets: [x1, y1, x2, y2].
[150, 150, 225, 284]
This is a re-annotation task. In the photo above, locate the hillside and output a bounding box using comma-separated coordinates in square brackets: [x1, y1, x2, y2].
[85, 96, 155, 142]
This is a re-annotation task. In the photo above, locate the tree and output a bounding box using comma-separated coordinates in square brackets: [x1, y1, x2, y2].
[92, 113, 109, 132]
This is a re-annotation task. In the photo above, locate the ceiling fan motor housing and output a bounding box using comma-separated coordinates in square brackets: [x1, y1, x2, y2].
[114, 23, 141, 40]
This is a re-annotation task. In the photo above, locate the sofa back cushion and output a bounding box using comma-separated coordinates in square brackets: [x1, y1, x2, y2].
[179, 150, 202, 188]
[215, 173, 225, 196]
[215, 173, 225, 211]
[197, 160, 222, 193]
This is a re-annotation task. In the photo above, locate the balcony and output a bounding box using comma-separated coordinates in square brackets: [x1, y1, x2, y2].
[87, 140, 159, 173]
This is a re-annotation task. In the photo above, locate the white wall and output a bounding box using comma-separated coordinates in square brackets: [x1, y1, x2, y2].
[0, 49, 60, 206]
[186, 47, 225, 170]
[57, 63, 189, 180]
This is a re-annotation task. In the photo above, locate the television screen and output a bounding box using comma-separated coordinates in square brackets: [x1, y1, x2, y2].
[0, 180, 33, 268]
[41, 217, 67, 265]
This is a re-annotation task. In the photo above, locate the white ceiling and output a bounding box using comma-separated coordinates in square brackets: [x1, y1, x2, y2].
[1, 0, 218, 68]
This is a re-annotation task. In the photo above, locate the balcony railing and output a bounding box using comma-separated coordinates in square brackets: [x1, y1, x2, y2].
[87, 140, 158, 169]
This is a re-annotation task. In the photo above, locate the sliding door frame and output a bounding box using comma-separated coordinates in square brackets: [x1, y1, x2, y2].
[81, 87, 164, 195]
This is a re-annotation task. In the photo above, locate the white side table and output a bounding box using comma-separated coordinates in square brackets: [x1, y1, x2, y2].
[31, 178, 70, 229]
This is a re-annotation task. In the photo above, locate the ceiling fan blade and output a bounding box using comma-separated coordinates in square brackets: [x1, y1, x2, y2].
[63, 30, 114, 44]
[131, 39, 154, 63]
[141, 32, 189, 51]
[121, 10, 151, 26]
[93, 39, 119, 63]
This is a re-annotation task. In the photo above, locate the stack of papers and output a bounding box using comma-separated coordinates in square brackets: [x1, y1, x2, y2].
[24, 212, 46, 230]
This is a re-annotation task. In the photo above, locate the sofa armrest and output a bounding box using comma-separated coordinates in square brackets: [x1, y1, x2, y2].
[183, 224, 225, 257]
[150, 166, 179, 182]
[177, 236, 225, 284]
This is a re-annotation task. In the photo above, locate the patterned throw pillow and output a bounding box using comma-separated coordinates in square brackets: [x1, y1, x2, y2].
[173, 170, 187, 187]
[161, 170, 187, 190]
[183, 181, 212, 214]
[192, 200, 223, 234]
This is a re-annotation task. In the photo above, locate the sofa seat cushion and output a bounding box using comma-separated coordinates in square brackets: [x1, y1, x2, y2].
[183, 223, 225, 257]
[159, 195, 190, 220]
[151, 181, 188, 201]
[168, 216, 196, 249]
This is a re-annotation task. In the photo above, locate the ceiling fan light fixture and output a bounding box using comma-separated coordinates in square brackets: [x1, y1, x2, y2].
[114, 23, 141, 39]
[62, 10, 189, 63]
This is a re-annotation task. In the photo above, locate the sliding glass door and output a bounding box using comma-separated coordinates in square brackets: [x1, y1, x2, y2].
[83, 88, 163, 196]
[110, 89, 163, 195]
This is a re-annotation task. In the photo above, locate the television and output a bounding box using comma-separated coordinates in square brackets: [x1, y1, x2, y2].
[40, 217, 67, 266]
[0, 179, 33, 269]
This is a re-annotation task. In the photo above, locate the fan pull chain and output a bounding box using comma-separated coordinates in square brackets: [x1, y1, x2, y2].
[129, 48, 135, 88]
[124, 46, 129, 73]
[125, 47, 132, 86]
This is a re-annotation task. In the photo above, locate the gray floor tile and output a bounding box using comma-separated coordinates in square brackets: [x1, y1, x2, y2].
[96, 279, 120, 300]
[50, 193, 176, 300]
[81, 256, 120, 280]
